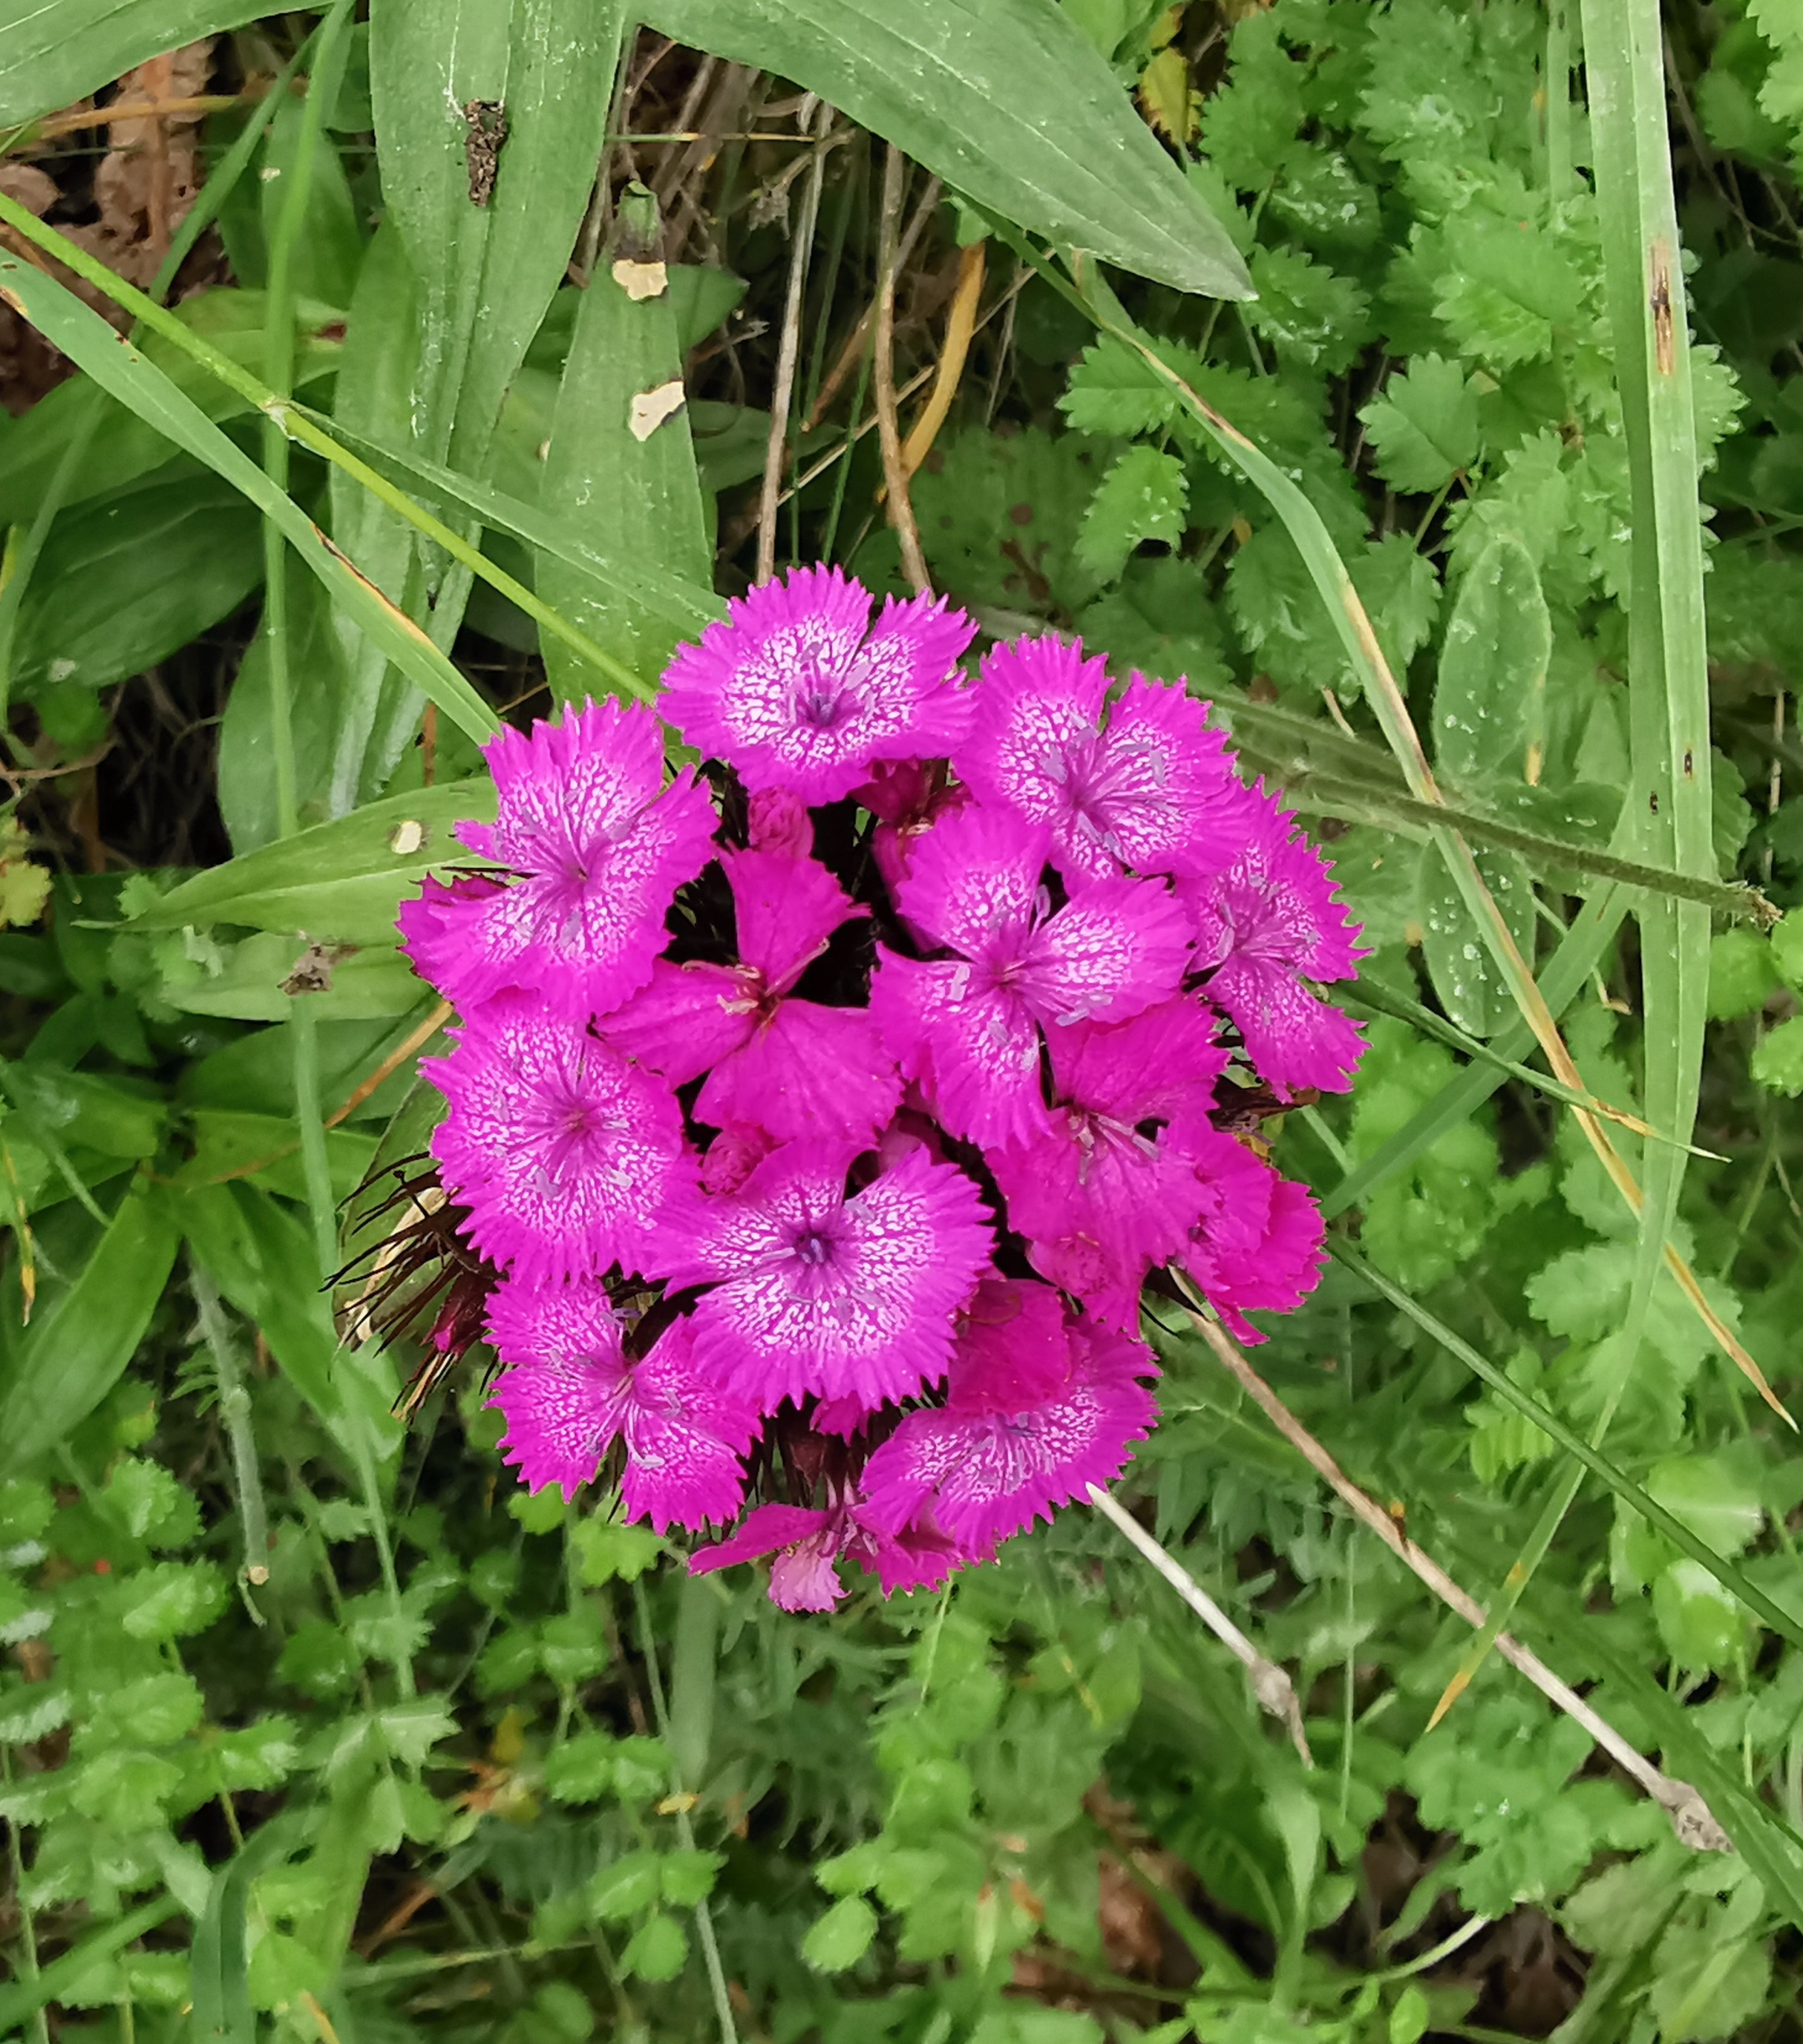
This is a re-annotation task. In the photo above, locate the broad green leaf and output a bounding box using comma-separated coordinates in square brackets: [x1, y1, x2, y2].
[0, 1179, 181, 1474]
[0, 291, 344, 526]
[125, 779, 494, 946]
[10, 471, 264, 698]
[540, 185, 714, 701]
[0, 243, 501, 749]
[0, 0, 268, 127]
[1433, 536, 1551, 784]
[803, 1896, 879, 1973]
[321, 220, 437, 813]
[644, 0, 1252, 299]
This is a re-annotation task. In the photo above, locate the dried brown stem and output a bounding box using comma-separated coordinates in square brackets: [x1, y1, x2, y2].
[874, 145, 929, 594]
[755, 98, 834, 583]
[1087, 1483, 1311, 1763]
[1183, 1301, 1731, 1853]
[807, 171, 943, 429]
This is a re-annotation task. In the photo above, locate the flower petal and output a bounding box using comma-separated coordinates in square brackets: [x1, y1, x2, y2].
[696, 1000, 902, 1147]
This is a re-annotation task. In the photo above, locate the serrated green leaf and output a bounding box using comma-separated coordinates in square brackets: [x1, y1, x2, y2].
[1752, 1015, 1803, 1095]
[1361, 354, 1481, 494]
[1707, 929, 1780, 1020]
[119, 1560, 229, 1642]
[1075, 445, 1188, 580]
[1246, 244, 1372, 374]
[803, 1895, 879, 1973]
[1059, 338, 1181, 438]
[543, 1730, 619, 1805]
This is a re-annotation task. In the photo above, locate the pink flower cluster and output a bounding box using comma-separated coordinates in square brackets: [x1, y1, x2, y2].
[399, 568, 1363, 1612]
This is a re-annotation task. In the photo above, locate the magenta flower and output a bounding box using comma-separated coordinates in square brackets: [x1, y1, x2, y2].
[862, 1300, 1158, 1550]
[1179, 788, 1365, 1095]
[485, 1278, 756, 1528]
[431, 696, 716, 1021]
[603, 848, 900, 1146]
[871, 803, 1192, 1147]
[1183, 1129, 1326, 1343]
[958, 638, 1253, 884]
[398, 872, 506, 1000]
[655, 1139, 994, 1411]
[660, 566, 977, 802]
[988, 996, 1226, 1326]
[688, 1493, 964, 1611]
[427, 992, 693, 1282]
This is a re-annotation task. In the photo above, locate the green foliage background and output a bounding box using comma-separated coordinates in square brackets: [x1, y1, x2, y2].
[2, 0, 1803, 2039]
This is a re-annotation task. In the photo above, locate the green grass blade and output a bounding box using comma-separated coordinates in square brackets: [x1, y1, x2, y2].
[0, 224, 501, 748]
[1439, 0, 1728, 1720]
[307, 408, 724, 654]
[1338, 976, 1711, 1157]
[1321, 888, 1629, 1218]
[1332, 1242, 1803, 1653]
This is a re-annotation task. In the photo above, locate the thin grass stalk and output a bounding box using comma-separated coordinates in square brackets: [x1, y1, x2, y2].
[192, 1262, 272, 1610]
[874, 144, 929, 593]
[756, 96, 834, 582]
[1329, 1242, 1803, 1651]
[1437, 0, 1731, 1718]
[259, 0, 354, 1288]
[1321, 889, 1629, 1219]
[630, 1579, 739, 2044]
[1087, 1483, 1311, 1761]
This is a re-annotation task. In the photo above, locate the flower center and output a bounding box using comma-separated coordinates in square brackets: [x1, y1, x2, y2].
[793, 1229, 834, 1267]
[797, 685, 845, 729]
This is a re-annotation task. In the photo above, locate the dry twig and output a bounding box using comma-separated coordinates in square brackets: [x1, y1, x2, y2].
[873, 144, 929, 593]
[754, 97, 835, 583]
[1182, 1298, 1732, 1853]
[1087, 1482, 1312, 1763]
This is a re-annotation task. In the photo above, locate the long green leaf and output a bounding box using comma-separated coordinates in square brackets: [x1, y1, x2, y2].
[0, 1896, 184, 2036]
[540, 184, 716, 701]
[358, 0, 629, 750]
[0, 238, 502, 749]
[644, 0, 1251, 300]
[125, 778, 496, 945]
[0, 0, 266, 128]
[0, 1176, 180, 1474]
[308, 407, 724, 643]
